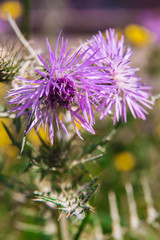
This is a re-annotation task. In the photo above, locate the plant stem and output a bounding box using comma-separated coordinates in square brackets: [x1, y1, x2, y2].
[56, 212, 70, 240]
[7, 13, 41, 64]
[22, 0, 31, 39]
[59, 213, 70, 240]
[152, 93, 160, 102]
[70, 154, 103, 169]
[74, 212, 90, 240]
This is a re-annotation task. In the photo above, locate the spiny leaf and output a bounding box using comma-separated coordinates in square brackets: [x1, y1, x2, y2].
[13, 117, 21, 133]
[0, 173, 31, 193]
[1, 121, 20, 149]
[34, 195, 66, 208]
[81, 176, 99, 193]
[81, 184, 98, 204]
[78, 176, 99, 200]
[33, 177, 99, 219]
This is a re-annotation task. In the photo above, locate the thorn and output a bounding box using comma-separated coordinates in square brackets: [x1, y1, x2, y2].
[20, 136, 26, 154]
[89, 206, 96, 213]
[66, 212, 71, 219]
[57, 212, 63, 221]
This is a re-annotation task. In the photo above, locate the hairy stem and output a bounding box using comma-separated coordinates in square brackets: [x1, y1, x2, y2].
[7, 13, 41, 64]
[22, 0, 31, 39]
[55, 212, 70, 240]
[73, 212, 90, 240]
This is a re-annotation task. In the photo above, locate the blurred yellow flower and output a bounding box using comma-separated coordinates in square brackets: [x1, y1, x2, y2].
[75, 120, 82, 130]
[27, 126, 50, 147]
[103, 28, 123, 41]
[0, 1, 23, 20]
[155, 99, 160, 110]
[0, 118, 20, 158]
[125, 24, 151, 46]
[3, 145, 20, 158]
[155, 122, 160, 136]
[59, 112, 63, 121]
[59, 112, 82, 131]
[114, 151, 136, 172]
[0, 118, 12, 146]
[0, 83, 9, 99]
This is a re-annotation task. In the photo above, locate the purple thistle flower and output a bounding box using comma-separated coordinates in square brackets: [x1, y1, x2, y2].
[81, 29, 153, 123]
[7, 33, 101, 144]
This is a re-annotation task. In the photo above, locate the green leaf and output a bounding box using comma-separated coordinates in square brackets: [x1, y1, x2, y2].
[34, 195, 66, 208]
[14, 157, 30, 174]
[1, 121, 20, 149]
[13, 117, 21, 133]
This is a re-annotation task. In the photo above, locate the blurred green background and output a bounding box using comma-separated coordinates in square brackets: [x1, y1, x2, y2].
[1, 1, 160, 240]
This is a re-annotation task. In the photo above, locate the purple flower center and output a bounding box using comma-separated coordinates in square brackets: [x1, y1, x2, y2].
[46, 78, 76, 109]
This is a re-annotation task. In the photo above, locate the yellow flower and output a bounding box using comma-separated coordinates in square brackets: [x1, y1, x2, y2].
[155, 123, 160, 136]
[114, 151, 136, 172]
[75, 121, 82, 130]
[0, 118, 12, 146]
[0, 1, 23, 20]
[155, 99, 160, 110]
[0, 83, 9, 100]
[3, 145, 20, 158]
[125, 24, 151, 46]
[103, 28, 123, 41]
[27, 126, 50, 147]
[59, 112, 82, 130]
[0, 118, 20, 158]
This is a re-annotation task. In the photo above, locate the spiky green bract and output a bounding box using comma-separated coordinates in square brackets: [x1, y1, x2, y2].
[34, 177, 98, 219]
[0, 43, 22, 83]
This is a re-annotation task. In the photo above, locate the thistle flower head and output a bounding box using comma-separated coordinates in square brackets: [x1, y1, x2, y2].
[7, 33, 100, 144]
[81, 29, 153, 123]
[0, 43, 21, 83]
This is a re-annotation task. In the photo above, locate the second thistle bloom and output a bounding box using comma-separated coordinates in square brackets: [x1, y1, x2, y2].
[7, 33, 100, 143]
[81, 29, 153, 123]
